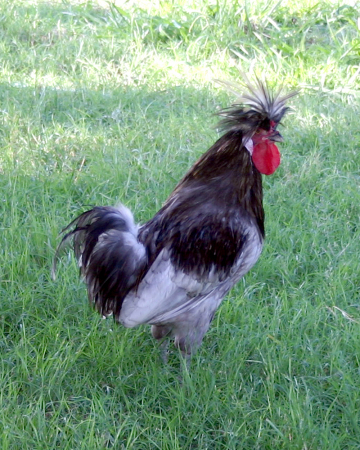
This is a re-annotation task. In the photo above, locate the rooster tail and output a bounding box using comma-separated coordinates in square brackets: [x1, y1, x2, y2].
[52, 205, 147, 317]
[215, 77, 298, 136]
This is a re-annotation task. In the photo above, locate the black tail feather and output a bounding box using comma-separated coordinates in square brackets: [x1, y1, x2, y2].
[53, 205, 147, 317]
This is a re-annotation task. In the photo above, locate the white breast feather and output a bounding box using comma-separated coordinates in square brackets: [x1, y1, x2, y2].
[119, 225, 263, 328]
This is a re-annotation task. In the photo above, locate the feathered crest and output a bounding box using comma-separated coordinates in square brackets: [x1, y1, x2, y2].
[215, 76, 298, 134]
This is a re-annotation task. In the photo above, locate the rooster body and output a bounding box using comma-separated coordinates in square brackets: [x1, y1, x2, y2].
[54, 80, 295, 358]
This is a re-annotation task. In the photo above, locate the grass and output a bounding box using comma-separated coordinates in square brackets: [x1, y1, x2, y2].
[1, 0, 360, 448]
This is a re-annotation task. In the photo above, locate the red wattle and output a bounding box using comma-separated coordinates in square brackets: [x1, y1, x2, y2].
[252, 140, 281, 175]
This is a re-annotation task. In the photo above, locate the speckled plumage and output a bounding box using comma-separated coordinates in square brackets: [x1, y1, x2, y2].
[54, 79, 296, 359]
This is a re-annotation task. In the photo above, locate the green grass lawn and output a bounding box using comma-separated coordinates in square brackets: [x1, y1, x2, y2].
[1, 0, 360, 448]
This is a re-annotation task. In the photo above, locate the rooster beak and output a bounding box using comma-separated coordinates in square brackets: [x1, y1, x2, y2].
[269, 130, 283, 142]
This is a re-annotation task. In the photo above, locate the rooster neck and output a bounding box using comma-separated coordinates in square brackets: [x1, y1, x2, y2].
[171, 131, 264, 224]
[140, 130, 265, 252]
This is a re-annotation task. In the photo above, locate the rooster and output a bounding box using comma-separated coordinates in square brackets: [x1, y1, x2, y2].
[53, 78, 296, 364]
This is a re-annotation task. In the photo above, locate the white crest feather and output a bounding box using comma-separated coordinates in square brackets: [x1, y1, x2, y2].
[215, 76, 298, 123]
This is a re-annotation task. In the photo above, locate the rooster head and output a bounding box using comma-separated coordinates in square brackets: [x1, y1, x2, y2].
[216, 78, 297, 175]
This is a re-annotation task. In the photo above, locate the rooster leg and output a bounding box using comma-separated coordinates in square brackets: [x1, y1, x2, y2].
[174, 336, 193, 373]
[151, 324, 172, 364]
[182, 352, 192, 372]
[160, 340, 170, 364]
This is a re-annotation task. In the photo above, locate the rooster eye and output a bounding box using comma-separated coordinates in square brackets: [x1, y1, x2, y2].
[260, 118, 271, 131]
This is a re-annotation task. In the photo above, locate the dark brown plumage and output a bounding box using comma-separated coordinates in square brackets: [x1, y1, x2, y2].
[53, 78, 296, 362]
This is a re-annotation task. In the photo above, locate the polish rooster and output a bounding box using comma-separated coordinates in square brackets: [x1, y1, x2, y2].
[53, 78, 296, 363]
